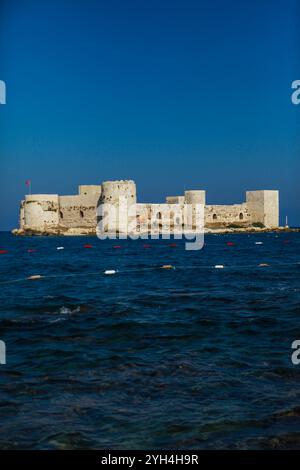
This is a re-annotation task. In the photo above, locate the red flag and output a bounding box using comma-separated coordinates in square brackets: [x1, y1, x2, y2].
[25, 179, 31, 186]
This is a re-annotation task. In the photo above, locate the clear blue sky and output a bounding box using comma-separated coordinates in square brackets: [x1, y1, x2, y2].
[0, 0, 299, 229]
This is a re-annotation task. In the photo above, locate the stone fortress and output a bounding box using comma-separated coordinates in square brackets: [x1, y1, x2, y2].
[13, 180, 279, 236]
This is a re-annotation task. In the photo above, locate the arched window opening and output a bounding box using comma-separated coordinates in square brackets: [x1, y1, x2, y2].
[239, 212, 244, 220]
[136, 214, 141, 231]
[213, 214, 217, 220]
[59, 211, 63, 219]
[80, 210, 84, 218]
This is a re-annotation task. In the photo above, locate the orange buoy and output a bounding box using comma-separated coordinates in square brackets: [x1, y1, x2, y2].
[113, 245, 121, 249]
[161, 265, 175, 270]
[0, 250, 8, 254]
[226, 242, 235, 246]
[84, 244, 93, 249]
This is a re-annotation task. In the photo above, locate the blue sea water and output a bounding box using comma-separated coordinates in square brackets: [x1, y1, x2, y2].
[0, 231, 299, 450]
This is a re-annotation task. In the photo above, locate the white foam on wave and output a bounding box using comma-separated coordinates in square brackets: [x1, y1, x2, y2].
[58, 306, 81, 315]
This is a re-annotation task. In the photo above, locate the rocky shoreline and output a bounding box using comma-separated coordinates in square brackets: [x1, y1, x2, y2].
[11, 226, 300, 237]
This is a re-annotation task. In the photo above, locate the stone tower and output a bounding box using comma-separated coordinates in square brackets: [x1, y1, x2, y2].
[246, 190, 279, 227]
[184, 190, 206, 229]
[98, 180, 137, 234]
[23, 195, 60, 231]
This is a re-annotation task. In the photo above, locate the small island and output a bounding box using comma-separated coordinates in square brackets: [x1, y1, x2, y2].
[12, 180, 295, 237]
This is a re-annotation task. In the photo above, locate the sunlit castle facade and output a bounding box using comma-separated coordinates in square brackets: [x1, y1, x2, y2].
[13, 180, 279, 236]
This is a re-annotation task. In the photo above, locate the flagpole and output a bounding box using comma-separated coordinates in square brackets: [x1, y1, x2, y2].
[25, 180, 31, 195]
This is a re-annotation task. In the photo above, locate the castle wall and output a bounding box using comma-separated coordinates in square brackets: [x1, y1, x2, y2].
[205, 203, 250, 227]
[166, 196, 185, 204]
[59, 193, 100, 228]
[78, 185, 102, 196]
[134, 202, 205, 233]
[134, 204, 151, 233]
[148, 203, 183, 231]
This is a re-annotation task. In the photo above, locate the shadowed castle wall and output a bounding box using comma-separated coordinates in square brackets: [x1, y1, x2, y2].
[19, 200, 25, 229]
[59, 193, 101, 228]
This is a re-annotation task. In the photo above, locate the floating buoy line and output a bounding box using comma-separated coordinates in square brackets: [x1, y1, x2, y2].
[0, 237, 293, 255]
[0, 261, 299, 286]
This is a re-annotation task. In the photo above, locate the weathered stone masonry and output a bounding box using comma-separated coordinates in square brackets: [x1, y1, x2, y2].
[15, 180, 279, 235]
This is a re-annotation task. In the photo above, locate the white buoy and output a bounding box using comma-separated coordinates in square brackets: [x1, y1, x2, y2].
[27, 275, 43, 280]
[214, 265, 224, 269]
[255, 242, 263, 245]
[104, 270, 117, 275]
[57, 246, 64, 250]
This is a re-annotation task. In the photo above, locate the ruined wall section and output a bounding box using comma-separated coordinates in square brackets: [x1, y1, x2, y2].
[59, 193, 100, 229]
[205, 203, 250, 227]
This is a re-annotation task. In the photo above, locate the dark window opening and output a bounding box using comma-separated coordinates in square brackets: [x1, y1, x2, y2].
[213, 214, 217, 220]
[170, 211, 174, 229]
[239, 213, 244, 220]
[60, 211, 63, 219]
[80, 210, 84, 218]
